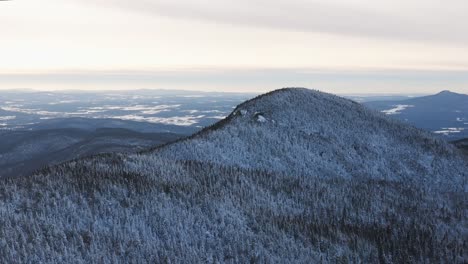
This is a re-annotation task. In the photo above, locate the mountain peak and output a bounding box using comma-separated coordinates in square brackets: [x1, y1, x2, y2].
[184, 87, 361, 139]
[233, 87, 355, 117]
[429, 90, 468, 100]
[436, 90, 460, 96]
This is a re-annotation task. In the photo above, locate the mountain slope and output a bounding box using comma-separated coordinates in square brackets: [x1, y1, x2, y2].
[365, 90, 468, 140]
[0, 88, 466, 263]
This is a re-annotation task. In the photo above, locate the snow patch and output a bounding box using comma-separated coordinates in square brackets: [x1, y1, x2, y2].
[110, 114, 205, 126]
[0, 116, 16, 121]
[382, 105, 414, 115]
[433, 127, 465, 135]
[48, 100, 79, 105]
[209, 115, 226, 120]
[256, 115, 266, 123]
[88, 104, 180, 112]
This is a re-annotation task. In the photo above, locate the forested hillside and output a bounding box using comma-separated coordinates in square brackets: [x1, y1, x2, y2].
[0, 88, 466, 263]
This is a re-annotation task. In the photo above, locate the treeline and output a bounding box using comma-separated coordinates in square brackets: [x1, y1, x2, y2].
[0, 154, 465, 263]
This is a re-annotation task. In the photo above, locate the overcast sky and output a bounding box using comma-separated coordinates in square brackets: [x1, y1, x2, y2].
[1, 0, 467, 93]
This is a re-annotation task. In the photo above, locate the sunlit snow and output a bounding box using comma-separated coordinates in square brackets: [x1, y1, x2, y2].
[381, 105, 414, 115]
[433, 127, 465, 135]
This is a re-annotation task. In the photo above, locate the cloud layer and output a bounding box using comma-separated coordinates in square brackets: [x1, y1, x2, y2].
[88, 0, 468, 44]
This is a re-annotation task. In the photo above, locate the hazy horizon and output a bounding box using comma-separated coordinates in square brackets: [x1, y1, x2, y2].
[2, 86, 466, 98]
[1, 0, 467, 94]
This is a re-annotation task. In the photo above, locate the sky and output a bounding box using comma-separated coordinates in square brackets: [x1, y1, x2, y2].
[0, 0, 467, 94]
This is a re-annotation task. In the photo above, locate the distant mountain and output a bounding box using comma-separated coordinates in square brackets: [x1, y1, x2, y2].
[0, 127, 181, 178]
[0, 88, 466, 263]
[365, 90, 468, 140]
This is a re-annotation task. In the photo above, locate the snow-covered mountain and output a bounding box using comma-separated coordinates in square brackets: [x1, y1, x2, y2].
[0, 88, 466, 263]
[157, 88, 466, 190]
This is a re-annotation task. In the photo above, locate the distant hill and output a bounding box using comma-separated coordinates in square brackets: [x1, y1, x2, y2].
[0, 88, 466, 263]
[0, 127, 181, 178]
[365, 90, 468, 140]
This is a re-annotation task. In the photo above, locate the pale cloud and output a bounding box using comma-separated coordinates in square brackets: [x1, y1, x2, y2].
[84, 0, 468, 44]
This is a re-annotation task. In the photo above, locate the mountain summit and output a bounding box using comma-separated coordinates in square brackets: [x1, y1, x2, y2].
[0, 88, 466, 263]
[436, 90, 462, 96]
